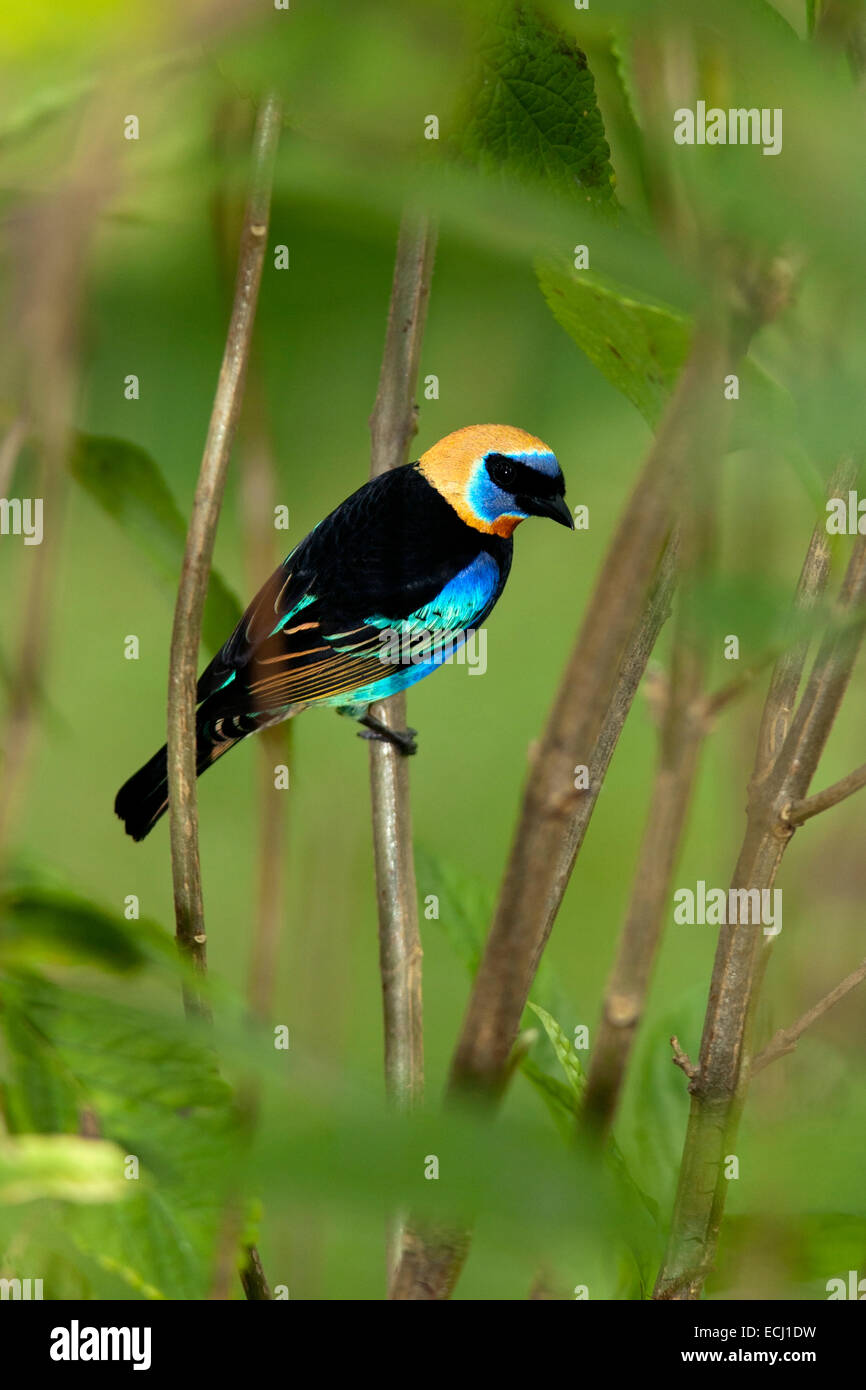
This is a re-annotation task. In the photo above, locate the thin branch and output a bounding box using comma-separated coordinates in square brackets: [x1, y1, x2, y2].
[164, 94, 280, 1306]
[752, 460, 857, 783]
[166, 93, 281, 1021]
[784, 761, 866, 826]
[581, 431, 722, 1139]
[449, 313, 730, 1103]
[368, 213, 434, 1112]
[390, 517, 679, 1300]
[670, 1036, 698, 1081]
[211, 99, 290, 1027]
[238, 354, 290, 1026]
[367, 212, 436, 1288]
[240, 1245, 272, 1301]
[582, 399, 829, 1139]
[752, 956, 866, 1073]
[655, 468, 866, 1300]
[209, 101, 288, 1306]
[390, 265, 793, 1300]
[580, 623, 705, 1133]
[700, 646, 781, 722]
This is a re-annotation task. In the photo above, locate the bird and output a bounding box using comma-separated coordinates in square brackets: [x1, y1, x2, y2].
[115, 423, 573, 840]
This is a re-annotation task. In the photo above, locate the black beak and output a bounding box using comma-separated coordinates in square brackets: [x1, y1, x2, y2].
[522, 492, 574, 529]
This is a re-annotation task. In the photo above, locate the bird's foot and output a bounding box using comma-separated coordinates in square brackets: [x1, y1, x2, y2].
[356, 713, 418, 756]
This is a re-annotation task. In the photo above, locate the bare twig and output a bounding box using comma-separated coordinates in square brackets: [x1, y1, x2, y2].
[654, 465, 866, 1300]
[390, 509, 679, 1299]
[582, 641, 707, 1133]
[393, 261, 795, 1300]
[239, 361, 290, 1023]
[581, 422, 723, 1139]
[366, 212, 436, 1287]
[670, 1036, 698, 1081]
[240, 1245, 272, 1301]
[700, 647, 781, 723]
[784, 761, 866, 826]
[166, 93, 281, 1021]
[753, 460, 856, 782]
[165, 94, 280, 1305]
[211, 99, 291, 1026]
[449, 314, 729, 1102]
[752, 956, 866, 1073]
[389, 1224, 471, 1302]
[368, 213, 435, 1111]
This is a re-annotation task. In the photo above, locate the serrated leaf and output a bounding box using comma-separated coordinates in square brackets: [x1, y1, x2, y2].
[67, 1189, 206, 1300]
[458, 2, 616, 208]
[2, 973, 238, 1298]
[69, 433, 242, 655]
[0, 981, 81, 1134]
[527, 1001, 586, 1096]
[416, 848, 493, 976]
[521, 1056, 578, 1142]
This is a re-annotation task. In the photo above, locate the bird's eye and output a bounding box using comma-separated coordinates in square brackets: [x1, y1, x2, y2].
[488, 453, 516, 489]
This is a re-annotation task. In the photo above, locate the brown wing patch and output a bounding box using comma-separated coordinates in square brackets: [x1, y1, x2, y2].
[246, 625, 395, 709]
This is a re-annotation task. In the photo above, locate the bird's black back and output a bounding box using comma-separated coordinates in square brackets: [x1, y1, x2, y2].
[197, 462, 512, 703]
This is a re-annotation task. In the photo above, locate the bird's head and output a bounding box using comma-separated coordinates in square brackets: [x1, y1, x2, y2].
[416, 424, 573, 538]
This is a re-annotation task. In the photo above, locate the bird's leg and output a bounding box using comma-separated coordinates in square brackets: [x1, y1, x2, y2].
[356, 711, 418, 756]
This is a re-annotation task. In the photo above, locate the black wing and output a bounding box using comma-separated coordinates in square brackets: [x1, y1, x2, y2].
[196, 464, 511, 713]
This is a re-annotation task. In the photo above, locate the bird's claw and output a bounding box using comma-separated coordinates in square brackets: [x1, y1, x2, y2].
[357, 724, 418, 756]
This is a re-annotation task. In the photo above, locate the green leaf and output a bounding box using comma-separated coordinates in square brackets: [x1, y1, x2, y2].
[523, 1007, 660, 1294]
[537, 261, 689, 425]
[1, 973, 238, 1298]
[538, 259, 799, 456]
[520, 1056, 579, 1142]
[69, 434, 242, 655]
[416, 848, 493, 975]
[527, 1001, 586, 1096]
[457, 2, 616, 209]
[0, 984, 81, 1134]
[0, 885, 169, 975]
[0, 1135, 127, 1205]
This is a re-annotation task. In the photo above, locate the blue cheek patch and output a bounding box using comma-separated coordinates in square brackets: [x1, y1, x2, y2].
[466, 462, 527, 526]
[465, 451, 563, 525]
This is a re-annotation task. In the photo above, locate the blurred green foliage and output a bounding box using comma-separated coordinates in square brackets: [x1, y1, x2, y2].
[1, 0, 865, 1300]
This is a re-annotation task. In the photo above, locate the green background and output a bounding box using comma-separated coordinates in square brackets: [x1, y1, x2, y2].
[1, 0, 865, 1299]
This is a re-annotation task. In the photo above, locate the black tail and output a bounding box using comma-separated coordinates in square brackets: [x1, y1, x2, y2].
[115, 720, 240, 842]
